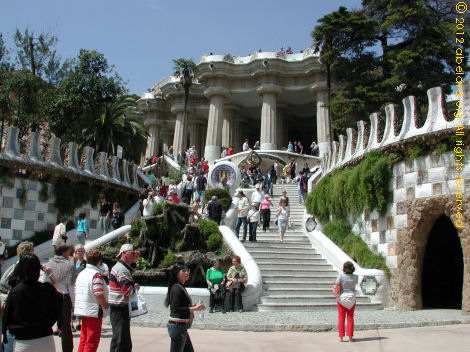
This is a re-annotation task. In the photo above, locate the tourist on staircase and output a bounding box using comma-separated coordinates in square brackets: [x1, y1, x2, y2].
[294, 171, 308, 204]
[264, 169, 274, 196]
[76, 213, 88, 246]
[98, 196, 112, 237]
[334, 261, 359, 342]
[234, 191, 250, 242]
[205, 259, 226, 313]
[226, 256, 248, 313]
[251, 185, 264, 208]
[276, 203, 289, 242]
[278, 190, 290, 215]
[259, 194, 272, 232]
[248, 205, 260, 242]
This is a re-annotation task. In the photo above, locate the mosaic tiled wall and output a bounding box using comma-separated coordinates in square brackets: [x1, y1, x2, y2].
[349, 151, 470, 269]
[0, 178, 100, 246]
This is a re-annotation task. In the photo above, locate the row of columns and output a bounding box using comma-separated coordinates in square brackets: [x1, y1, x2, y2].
[145, 88, 331, 164]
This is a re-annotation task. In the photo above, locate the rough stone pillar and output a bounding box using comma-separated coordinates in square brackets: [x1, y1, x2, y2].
[257, 84, 282, 150]
[204, 87, 230, 164]
[222, 104, 238, 149]
[316, 90, 332, 156]
[171, 103, 186, 158]
[145, 123, 161, 159]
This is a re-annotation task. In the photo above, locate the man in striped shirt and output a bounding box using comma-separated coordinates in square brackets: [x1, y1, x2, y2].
[109, 244, 140, 352]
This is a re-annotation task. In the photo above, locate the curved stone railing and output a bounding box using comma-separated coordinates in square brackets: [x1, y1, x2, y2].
[215, 149, 321, 168]
[0, 126, 146, 192]
[303, 213, 389, 305]
[319, 84, 470, 180]
[219, 225, 263, 309]
[200, 48, 318, 65]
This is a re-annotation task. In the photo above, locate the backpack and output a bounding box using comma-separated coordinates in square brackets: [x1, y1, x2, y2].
[300, 176, 307, 191]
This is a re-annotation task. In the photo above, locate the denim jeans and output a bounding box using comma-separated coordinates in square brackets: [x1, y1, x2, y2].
[110, 305, 132, 352]
[234, 217, 248, 240]
[98, 216, 110, 236]
[298, 189, 306, 204]
[249, 222, 258, 241]
[76, 231, 86, 245]
[196, 190, 205, 206]
[167, 322, 194, 352]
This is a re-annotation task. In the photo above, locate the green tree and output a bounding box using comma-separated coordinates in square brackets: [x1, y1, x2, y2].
[13, 28, 64, 85]
[81, 95, 147, 163]
[0, 33, 13, 73]
[47, 49, 126, 145]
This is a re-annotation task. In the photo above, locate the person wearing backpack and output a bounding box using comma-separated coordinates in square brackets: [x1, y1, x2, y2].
[295, 171, 308, 204]
[112, 203, 125, 230]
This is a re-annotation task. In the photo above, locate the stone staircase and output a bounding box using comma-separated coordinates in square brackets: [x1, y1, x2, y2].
[243, 183, 382, 311]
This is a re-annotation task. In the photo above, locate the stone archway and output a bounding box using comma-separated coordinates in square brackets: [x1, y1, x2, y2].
[390, 195, 470, 314]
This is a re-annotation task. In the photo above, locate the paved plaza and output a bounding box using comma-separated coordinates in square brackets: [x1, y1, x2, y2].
[54, 324, 469, 352]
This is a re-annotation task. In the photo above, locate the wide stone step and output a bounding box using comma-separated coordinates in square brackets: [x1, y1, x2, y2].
[255, 235, 308, 241]
[257, 302, 383, 312]
[258, 263, 333, 271]
[261, 295, 372, 304]
[264, 288, 333, 296]
[263, 281, 334, 289]
[243, 242, 312, 249]
[260, 268, 336, 276]
[255, 258, 326, 265]
[248, 249, 317, 256]
[251, 252, 321, 259]
[262, 275, 336, 283]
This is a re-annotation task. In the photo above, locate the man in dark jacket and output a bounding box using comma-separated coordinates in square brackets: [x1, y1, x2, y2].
[207, 196, 223, 225]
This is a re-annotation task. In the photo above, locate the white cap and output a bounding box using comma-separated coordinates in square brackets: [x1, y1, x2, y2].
[117, 243, 134, 258]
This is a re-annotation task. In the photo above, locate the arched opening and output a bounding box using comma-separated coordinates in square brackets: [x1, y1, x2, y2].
[422, 215, 463, 309]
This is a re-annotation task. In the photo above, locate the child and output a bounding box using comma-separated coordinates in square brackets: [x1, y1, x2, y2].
[248, 205, 260, 242]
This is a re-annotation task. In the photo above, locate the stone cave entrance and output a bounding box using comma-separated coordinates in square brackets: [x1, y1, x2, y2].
[422, 215, 463, 309]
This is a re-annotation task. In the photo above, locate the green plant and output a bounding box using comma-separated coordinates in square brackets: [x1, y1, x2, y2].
[159, 250, 177, 269]
[168, 169, 184, 182]
[306, 151, 398, 222]
[207, 232, 223, 252]
[322, 220, 389, 275]
[197, 219, 220, 240]
[407, 143, 428, 167]
[136, 256, 151, 271]
[203, 188, 232, 211]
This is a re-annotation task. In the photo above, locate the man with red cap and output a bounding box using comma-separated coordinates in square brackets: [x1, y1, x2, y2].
[109, 244, 140, 352]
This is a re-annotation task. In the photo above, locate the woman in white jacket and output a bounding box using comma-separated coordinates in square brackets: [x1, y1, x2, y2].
[74, 249, 109, 352]
[234, 190, 250, 242]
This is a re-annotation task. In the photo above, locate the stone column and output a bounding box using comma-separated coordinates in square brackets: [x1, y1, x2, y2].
[171, 103, 186, 158]
[204, 87, 230, 164]
[162, 132, 171, 153]
[257, 84, 282, 150]
[222, 104, 239, 149]
[316, 90, 331, 156]
[188, 120, 202, 151]
[145, 123, 161, 159]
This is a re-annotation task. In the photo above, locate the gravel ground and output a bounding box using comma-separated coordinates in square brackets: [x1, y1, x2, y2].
[110, 309, 470, 332]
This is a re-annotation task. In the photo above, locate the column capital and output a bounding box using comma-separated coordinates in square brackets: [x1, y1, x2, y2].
[144, 120, 164, 128]
[310, 81, 328, 94]
[204, 86, 231, 99]
[256, 84, 282, 96]
[170, 103, 186, 114]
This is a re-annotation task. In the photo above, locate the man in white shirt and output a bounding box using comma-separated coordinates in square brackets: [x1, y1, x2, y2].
[142, 190, 156, 217]
[250, 186, 264, 208]
[242, 139, 250, 151]
[52, 217, 68, 246]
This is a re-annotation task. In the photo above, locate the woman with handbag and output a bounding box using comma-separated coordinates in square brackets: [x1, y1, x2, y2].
[165, 263, 205, 352]
[205, 259, 226, 313]
[334, 261, 359, 342]
[226, 256, 248, 312]
[276, 203, 289, 242]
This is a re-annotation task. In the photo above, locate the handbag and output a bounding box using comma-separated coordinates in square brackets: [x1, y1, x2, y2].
[333, 283, 341, 298]
[129, 292, 148, 318]
[231, 273, 241, 289]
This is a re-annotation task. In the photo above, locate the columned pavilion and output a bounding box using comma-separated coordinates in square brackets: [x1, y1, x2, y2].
[138, 49, 330, 164]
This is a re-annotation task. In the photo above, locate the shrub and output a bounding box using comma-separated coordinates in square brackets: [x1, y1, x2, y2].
[197, 219, 220, 240]
[207, 232, 223, 252]
[136, 256, 151, 271]
[203, 188, 232, 211]
[322, 220, 389, 275]
[306, 151, 398, 222]
[159, 250, 177, 268]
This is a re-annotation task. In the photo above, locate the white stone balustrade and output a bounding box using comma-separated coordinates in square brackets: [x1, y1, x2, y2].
[319, 85, 470, 180]
[0, 127, 145, 192]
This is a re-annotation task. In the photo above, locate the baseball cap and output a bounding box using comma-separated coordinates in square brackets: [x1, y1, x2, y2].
[117, 243, 134, 257]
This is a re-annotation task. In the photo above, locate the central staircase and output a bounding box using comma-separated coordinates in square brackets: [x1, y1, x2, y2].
[243, 183, 382, 311]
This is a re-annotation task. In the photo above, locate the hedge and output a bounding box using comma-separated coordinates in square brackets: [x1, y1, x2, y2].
[203, 188, 232, 211]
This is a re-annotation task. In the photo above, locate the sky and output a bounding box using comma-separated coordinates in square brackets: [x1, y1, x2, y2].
[1, 0, 363, 95]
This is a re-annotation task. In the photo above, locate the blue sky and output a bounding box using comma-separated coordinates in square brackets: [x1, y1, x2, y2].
[1, 0, 363, 95]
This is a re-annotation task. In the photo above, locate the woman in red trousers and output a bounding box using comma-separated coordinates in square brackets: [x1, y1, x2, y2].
[334, 261, 359, 342]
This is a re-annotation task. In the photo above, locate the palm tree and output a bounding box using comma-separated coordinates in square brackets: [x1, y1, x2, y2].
[82, 95, 148, 162]
[172, 58, 197, 160]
